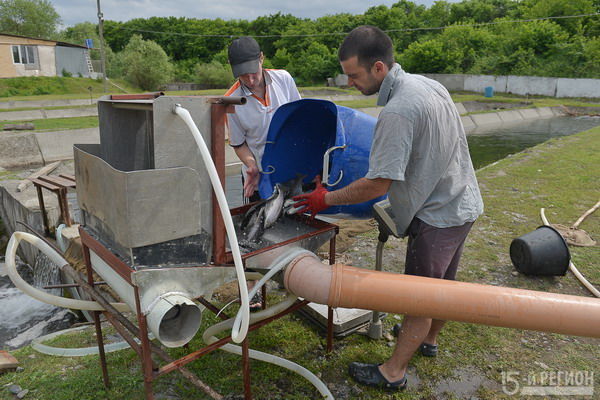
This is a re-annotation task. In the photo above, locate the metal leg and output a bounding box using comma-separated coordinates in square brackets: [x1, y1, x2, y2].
[135, 286, 155, 400]
[368, 230, 389, 340]
[82, 242, 110, 388]
[327, 236, 336, 352]
[34, 185, 50, 237]
[242, 335, 251, 400]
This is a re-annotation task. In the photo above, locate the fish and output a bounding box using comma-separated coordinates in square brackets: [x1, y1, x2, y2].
[283, 173, 306, 198]
[281, 173, 307, 215]
[263, 183, 287, 229]
[242, 205, 265, 244]
[238, 173, 311, 244]
[240, 199, 267, 232]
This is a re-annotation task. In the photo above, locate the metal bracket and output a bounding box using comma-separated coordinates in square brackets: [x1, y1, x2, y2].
[322, 145, 346, 187]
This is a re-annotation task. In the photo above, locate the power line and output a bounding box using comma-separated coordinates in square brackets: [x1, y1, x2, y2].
[110, 12, 600, 39]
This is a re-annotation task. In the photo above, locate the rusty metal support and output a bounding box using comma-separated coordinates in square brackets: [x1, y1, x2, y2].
[327, 235, 337, 353]
[77, 230, 223, 400]
[210, 100, 237, 265]
[82, 241, 110, 388]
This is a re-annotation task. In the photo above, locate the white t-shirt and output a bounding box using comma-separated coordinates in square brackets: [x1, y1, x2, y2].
[225, 69, 301, 178]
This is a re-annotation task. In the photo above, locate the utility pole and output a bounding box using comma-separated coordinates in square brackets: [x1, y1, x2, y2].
[97, 0, 107, 93]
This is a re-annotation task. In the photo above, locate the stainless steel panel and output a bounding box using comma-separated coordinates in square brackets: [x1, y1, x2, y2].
[74, 144, 203, 248]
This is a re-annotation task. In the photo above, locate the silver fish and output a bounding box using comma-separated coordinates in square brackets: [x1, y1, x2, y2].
[240, 199, 266, 232]
[263, 183, 287, 229]
[243, 206, 265, 243]
[283, 173, 306, 198]
[282, 173, 308, 215]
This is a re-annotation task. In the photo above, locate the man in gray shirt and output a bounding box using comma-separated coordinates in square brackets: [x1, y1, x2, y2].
[294, 25, 484, 391]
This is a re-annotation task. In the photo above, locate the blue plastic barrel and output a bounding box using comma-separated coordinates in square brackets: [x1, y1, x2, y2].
[484, 86, 494, 98]
[258, 99, 386, 218]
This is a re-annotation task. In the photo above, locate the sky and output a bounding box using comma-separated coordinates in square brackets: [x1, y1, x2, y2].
[50, 0, 451, 28]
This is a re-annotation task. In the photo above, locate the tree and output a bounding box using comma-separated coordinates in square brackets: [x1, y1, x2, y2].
[0, 0, 61, 38]
[194, 60, 234, 89]
[120, 35, 174, 91]
[56, 22, 99, 48]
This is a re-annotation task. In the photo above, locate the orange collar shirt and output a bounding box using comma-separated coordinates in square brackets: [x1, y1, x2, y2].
[225, 69, 301, 177]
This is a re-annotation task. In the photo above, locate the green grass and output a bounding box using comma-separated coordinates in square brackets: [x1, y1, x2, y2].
[0, 76, 139, 101]
[0, 105, 95, 112]
[0, 116, 98, 131]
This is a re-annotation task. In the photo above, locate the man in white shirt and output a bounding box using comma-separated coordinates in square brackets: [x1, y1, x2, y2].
[225, 36, 301, 310]
[225, 36, 301, 202]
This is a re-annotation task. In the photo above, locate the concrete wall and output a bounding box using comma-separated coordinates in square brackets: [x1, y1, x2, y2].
[423, 73, 600, 99]
[506, 76, 557, 97]
[56, 46, 91, 78]
[556, 78, 600, 98]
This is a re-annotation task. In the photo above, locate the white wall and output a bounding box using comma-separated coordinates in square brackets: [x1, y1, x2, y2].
[16, 46, 56, 77]
[426, 73, 600, 99]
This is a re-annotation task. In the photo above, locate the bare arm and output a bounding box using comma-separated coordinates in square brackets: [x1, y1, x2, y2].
[233, 142, 260, 197]
[325, 177, 391, 206]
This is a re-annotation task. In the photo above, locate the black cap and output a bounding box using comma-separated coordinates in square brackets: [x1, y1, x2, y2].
[228, 36, 261, 78]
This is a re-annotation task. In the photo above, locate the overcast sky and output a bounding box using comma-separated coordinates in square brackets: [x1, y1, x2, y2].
[51, 0, 453, 28]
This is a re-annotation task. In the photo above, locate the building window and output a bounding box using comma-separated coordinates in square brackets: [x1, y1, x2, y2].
[11, 45, 36, 64]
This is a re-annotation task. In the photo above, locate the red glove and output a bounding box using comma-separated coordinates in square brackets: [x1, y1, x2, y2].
[292, 175, 329, 220]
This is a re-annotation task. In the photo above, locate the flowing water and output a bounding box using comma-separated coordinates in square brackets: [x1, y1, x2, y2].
[0, 254, 76, 350]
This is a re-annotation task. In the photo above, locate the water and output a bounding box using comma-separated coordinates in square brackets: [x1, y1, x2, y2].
[0, 255, 76, 350]
[466, 115, 600, 170]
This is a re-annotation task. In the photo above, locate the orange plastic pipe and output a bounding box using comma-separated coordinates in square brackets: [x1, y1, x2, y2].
[283, 255, 600, 338]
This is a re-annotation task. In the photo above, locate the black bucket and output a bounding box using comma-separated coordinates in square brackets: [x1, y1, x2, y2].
[510, 225, 571, 276]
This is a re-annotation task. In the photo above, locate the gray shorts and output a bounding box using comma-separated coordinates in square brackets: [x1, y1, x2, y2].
[404, 218, 474, 280]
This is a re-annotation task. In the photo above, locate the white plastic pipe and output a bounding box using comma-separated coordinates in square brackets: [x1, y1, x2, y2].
[540, 208, 600, 298]
[5, 231, 130, 312]
[174, 105, 250, 343]
[203, 295, 333, 400]
[32, 325, 153, 356]
[203, 248, 333, 399]
[89, 250, 202, 348]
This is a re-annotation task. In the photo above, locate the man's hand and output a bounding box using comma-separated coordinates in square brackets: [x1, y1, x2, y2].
[292, 175, 329, 220]
[244, 167, 260, 198]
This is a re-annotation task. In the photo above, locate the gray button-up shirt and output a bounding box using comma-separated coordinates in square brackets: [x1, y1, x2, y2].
[366, 64, 483, 236]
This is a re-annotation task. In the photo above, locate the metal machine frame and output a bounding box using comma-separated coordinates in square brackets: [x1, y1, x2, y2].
[78, 97, 340, 400]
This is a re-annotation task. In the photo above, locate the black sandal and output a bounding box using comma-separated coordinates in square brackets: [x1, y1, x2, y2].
[349, 362, 407, 391]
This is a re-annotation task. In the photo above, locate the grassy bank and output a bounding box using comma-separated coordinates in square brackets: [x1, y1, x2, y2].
[0, 116, 98, 132]
[1, 126, 598, 399]
[0, 77, 139, 101]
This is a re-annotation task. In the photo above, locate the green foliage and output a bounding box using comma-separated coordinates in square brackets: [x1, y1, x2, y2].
[0, 0, 61, 38]
[194, 60, 234, 89]
[54, 22, 99, 48]
[0, 76, 138, 99]
[120, 34, 174, 91]
[43, 0, 600, 84]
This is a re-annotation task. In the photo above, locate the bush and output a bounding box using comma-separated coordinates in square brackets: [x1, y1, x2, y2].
[120, 34, 174, 91]
[194, 61, 234, 89]
[61, 68, 72, 77]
